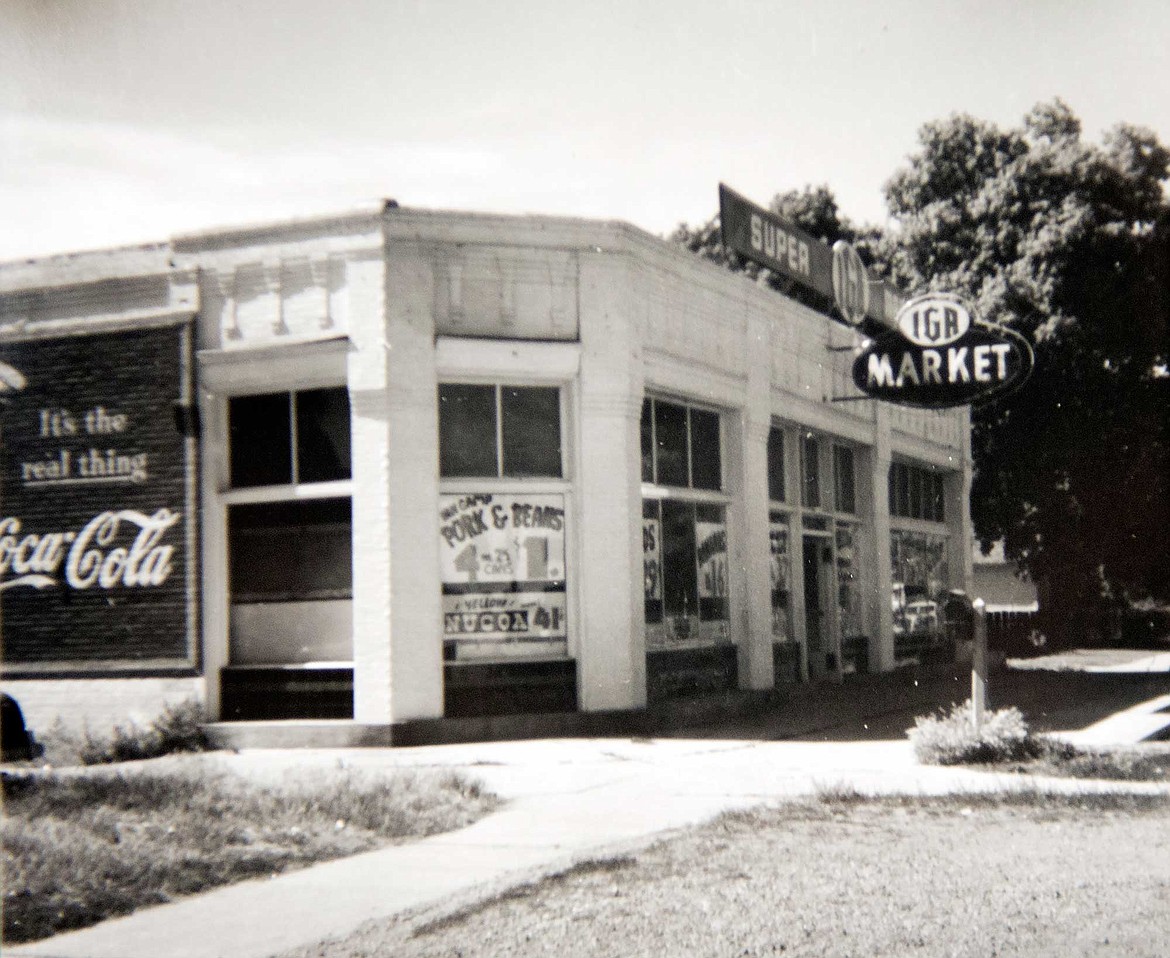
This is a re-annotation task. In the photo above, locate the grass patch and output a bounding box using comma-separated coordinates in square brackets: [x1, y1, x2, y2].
[995, 744, 1170, 782]
[412, 854, 639, 939]
[310, 796, 1170, 958]
[2, 764, 498, 944]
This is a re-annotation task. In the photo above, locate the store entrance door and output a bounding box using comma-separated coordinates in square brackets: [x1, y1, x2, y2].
[802, 534, 836, 681]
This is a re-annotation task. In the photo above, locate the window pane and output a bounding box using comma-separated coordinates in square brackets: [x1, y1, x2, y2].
[767, 426, 786, 503]
[834, 445, 855, 514]
[801, 434, 820, 508]
[690, 408, 722, 491]
[296, 388, 351, 483]
[640, 399, 654, 483]
[642, 499, 663, 623]
[501, 387, 562, 477]
[695, 503, 727, 621]
[932, 475, 946, 522]
[909, 468, 924, 520]
[229, 498, 352, 601]
[230, 393, 291, 488]
[438, 384, 497, 477]
[769, 512, 791, 640]
[661, 500, 698, 619]
[654, 400, 689, 487]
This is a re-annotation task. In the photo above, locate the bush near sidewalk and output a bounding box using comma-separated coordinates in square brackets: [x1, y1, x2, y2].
[908, 699, 1170, 781]
[909, 701, 1046, 765]
[1, 764, 498, 944]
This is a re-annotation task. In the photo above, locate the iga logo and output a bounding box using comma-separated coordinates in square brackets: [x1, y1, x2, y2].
[897, 293, 972, 347]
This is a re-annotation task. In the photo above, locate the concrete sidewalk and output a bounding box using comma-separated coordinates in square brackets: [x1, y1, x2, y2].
[10, 732, 1170, 958]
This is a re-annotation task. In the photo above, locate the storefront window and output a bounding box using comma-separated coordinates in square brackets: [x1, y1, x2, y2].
[439, 493, 567, 662]
[890, 528, 950, 636]
[833, 445, 856, 515]
[642, 397, 723, 491]
[226, 388, 354, 668]
[801, 432, 820, 508]
[230, 387, 351, 488]
[643, 498, 728, 646]
[835, 524, 862, 638]
[438, 383, 562, 478]
[767, 426, 786, 503]
[889, 462, 945, 522]
[769, 511, 791, 641]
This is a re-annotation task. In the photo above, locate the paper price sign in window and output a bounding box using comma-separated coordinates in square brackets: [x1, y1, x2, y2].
[439, 493, 566, 585]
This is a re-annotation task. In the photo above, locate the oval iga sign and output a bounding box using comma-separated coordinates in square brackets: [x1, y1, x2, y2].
[852, 298, 1033, 409]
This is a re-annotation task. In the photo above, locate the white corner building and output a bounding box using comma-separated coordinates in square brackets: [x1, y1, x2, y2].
[0, 205, 973, 744]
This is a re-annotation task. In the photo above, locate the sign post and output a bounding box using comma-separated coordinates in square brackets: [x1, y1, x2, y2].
[972, 597, 987, 732]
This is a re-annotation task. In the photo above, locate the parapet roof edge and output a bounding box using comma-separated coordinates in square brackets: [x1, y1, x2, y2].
[0, 242, 175, 293]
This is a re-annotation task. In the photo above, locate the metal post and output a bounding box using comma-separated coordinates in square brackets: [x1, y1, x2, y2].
[972, 597, 987, 731]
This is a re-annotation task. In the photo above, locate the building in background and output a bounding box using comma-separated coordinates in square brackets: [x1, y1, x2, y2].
[0, 205, 972, 744]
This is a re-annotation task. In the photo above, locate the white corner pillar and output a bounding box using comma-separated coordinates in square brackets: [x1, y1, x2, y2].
[728, 310, 775, 691]
[866, 405, 895, 673]
[575, 252, 646, 711]
[348, 246, 444, 723]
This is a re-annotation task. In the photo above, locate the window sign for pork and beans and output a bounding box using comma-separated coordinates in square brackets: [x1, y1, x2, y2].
[439, 493, 567, 661]
[0, 323, 197, 672]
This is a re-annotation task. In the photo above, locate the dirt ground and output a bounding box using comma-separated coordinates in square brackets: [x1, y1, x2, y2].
[290, 797, 1170, 958]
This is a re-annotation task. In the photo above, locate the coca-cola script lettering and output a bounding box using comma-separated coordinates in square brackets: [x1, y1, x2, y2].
[0, 509, 180, 591]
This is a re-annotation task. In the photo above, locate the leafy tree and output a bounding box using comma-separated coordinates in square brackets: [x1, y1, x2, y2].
[882, 100, 1170, 639]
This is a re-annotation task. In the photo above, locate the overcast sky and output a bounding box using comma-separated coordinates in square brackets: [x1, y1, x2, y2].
[3, 0, 1169, 261]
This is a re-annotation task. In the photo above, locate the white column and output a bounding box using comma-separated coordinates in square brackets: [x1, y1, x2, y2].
[866, 405, 896, 672]
[349, 248, 444, 723]
[728, 308, 775, 690]
[575, 253, 645, 711]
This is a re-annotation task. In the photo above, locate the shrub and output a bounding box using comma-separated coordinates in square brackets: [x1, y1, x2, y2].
[75, 699, 212, 766]
[908, 700, 1042, 765]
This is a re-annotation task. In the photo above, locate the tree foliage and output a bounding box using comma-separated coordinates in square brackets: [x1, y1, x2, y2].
[672, 100, 1169, 636]
[882, 100, 1170, 634]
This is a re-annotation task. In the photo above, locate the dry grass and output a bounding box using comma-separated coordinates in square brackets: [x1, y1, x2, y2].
[286, 794, 1170, 958]
[2, 764, 497, 944]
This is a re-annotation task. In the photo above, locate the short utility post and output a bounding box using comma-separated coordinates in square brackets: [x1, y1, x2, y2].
[971, 597, 988, 731]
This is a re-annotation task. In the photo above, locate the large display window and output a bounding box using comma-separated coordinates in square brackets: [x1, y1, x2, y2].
[641, 397, 729, 649]
[225, 387, 353, 666]
[890, 526, 950, 638]
[438, 383, 568, 662]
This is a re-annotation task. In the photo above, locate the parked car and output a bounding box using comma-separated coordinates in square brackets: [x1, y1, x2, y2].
[904, 600, 939, 634]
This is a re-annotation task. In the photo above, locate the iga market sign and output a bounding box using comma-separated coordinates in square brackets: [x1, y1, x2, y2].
[852, 293, 1033, 408]
[439, 493, 567, 650]
[0, 323, 197, 672]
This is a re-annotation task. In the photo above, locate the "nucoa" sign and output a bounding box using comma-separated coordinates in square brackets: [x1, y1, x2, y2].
[852, 293, 1033, 408]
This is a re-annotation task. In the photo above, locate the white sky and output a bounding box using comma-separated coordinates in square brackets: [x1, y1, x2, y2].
[2, 0, 1169, 261]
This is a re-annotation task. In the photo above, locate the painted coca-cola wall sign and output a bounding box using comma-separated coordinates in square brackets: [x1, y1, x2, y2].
[851, 293, 1034, 408]
[0, 323, 198, 672]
